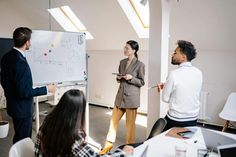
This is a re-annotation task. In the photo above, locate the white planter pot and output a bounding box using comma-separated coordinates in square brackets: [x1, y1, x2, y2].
[0, 121, 9, 138]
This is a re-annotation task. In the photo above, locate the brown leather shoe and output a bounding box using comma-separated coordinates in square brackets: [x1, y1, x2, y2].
[99, 141, 113, 155]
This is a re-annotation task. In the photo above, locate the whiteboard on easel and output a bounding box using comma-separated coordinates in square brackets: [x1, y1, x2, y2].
[25, 30, 87, 85]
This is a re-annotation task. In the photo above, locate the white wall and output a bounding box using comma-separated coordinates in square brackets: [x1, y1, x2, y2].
[194, 50, 236, 125]
[0, 1, 32, 38]
[88, 50, 148, 113]
[169, 0, 236, 52]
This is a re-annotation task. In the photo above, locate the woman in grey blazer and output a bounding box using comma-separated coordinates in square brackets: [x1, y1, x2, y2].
[100, 40, 145, 155]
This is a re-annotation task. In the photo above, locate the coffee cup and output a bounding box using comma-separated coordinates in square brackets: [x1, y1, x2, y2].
[175, 145, 187, 157]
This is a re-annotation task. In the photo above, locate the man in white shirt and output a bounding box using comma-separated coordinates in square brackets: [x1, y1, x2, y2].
[157, 40, 202, 131]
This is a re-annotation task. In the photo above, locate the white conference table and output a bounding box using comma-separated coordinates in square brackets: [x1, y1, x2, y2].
[131, 127, 236, 157]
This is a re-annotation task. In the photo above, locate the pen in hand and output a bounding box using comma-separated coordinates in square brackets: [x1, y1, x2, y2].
[157, 83, 164, 92]
[148, 85, 158, 89]
[148, 83, 164, 91]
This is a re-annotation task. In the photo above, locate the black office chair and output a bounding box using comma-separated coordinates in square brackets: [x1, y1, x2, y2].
[146, 118, 167, 140]
[118, 118, 167, 149]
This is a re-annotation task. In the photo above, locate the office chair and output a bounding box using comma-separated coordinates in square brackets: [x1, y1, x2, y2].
[9, 137, 34, 157]
[219, 92, 236, 132]
[146, 118, 167, 140]
[118, 118, 167, 149]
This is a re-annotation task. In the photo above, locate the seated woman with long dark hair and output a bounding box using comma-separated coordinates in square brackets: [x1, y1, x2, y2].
[35, 89, 133, 157]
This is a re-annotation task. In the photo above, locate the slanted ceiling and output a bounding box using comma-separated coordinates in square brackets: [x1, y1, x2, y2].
[2, 0, 236, 52]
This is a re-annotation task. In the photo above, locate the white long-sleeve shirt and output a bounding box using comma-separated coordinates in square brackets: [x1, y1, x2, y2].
[162, 62, 202, 121]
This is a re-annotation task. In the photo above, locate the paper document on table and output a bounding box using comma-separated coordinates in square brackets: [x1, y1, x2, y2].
[128, 144, 148, 157]
[165, 127, 197, 139]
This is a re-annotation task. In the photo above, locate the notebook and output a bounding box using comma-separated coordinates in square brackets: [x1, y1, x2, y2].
[201, 128, 236, 152]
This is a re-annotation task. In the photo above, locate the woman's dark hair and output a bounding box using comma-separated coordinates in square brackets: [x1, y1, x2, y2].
[40, 89, 86, 157]
[177, 40, 197, 61]
[13, 27, 32, 48]
[126, 40, 139, 59]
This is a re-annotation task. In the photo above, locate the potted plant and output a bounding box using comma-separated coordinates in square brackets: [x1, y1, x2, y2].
[0, 85, 9, 138]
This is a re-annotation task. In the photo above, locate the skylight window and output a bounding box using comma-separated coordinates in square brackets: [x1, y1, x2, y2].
[118, 0, 149, 38]
[48, 6, 94, 40]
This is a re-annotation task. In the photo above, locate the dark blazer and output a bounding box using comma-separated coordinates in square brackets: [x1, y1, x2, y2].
[115, 57, 145, 108]
[1, 48, 47, 118]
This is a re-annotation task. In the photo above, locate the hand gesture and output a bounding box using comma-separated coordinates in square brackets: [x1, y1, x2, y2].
[117, 75, 123, 80]
[122, 145, 134, 155]
[157, 83, 164, 93]
[47, 83, 57, 94]
[123, 74, 133, 80]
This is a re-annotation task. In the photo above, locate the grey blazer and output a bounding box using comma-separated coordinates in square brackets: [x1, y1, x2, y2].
[115, 57, 145, 108]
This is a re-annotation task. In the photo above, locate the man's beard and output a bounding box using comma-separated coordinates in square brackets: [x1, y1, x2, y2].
[25, 45, 30, 50]
[171, 59, 180, 65]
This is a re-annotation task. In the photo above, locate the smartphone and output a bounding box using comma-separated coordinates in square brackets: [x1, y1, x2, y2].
[177, 130, 194, 138]
[112, 73, 125, 76]
[117, 74, 124, 76]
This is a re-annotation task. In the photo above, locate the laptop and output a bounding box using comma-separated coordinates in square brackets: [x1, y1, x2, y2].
[201, 128, 236, 152]
[217, 144, 236, 157]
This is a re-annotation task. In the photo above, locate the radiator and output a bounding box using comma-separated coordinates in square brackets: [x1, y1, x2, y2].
[198, 91, 209, 121]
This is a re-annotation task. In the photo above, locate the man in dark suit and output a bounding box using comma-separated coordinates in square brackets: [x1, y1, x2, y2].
[1, 27, 56, 143]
